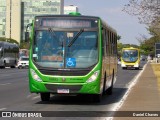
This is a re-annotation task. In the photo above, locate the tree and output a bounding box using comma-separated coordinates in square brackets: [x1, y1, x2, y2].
[19, 41, 29, 49]
[150, 18, 160, 37]
[117, 35, 121, 41]
[123, 0, 160, 56]
[117, 41, 139, 57]
[0, 37, 19, 45]
[123, 0, 160, 24]
[139, 28, 160, 55]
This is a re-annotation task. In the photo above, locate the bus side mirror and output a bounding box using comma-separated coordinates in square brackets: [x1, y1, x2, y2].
[25, 32, 30, 42]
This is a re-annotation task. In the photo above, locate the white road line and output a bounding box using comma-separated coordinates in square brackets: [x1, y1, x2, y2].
[107, 63, 147, 120]
[32, 96, 40, 100]
[0, 83, 11, 86]
[0, 108, 7, 111]
[27, 94, 32, 98]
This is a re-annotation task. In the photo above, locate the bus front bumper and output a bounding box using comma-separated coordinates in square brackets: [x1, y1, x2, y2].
[121, 63, 139, 68]
[29, 80, 100, 94]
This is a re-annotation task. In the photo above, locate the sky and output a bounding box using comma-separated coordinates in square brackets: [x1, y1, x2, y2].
[64, 0, 150, 45]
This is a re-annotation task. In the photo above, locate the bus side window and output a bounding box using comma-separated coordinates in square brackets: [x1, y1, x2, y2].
[106, 30, 111, 56]
[102, 27, 106, 56]
[114, 34, 117, 55]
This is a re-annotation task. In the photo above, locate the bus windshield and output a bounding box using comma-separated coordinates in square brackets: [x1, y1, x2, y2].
[122, 49, 138, 62]
[33, 30, 98, 69]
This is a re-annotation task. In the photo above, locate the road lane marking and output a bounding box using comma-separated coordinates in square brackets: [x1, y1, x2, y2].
[0, 83, 11, 86]
[27, 94, 32, 98]
[0, 108, 7, 111]
[32, 96, 40, 100]
[116, 63, 147, 109]
[107, 63, 147, 120]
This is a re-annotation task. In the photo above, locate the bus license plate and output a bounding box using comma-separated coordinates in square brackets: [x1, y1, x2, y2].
[57, 89, 69, 93]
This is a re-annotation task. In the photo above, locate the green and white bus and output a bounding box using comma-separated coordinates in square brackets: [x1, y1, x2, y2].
[26, 13, 118, 102]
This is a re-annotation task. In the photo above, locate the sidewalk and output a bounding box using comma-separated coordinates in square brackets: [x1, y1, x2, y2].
[113, 63, 160, 119]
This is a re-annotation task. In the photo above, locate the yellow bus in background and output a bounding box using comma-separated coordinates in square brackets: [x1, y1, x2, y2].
[121, 47, 140, 70]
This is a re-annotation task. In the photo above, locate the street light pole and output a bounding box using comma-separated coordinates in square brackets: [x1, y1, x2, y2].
[9, 0, 12, 39]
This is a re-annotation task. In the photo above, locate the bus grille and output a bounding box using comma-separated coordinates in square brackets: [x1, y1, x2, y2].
[45, 84, 82, 93]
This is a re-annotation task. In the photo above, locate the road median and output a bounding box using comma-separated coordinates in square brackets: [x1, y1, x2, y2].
[113, 63, 160, 119]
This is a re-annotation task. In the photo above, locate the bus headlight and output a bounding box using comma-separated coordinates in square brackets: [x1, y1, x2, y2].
[30, 69, 42, 82]
[87, 70, 100, 83]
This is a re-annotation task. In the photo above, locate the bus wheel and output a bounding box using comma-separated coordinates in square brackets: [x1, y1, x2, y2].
[0, 66, 5, 69]
[18, 66, 22, 69]
[3, 61, 6, 68]
[135, 67, 139, 70]
[102, 73, 107, 95]
[11, 66, 15, 68]
[40, 93, 50, 101]
[122, 67, 126, 70]
[107, 70, 114, 95]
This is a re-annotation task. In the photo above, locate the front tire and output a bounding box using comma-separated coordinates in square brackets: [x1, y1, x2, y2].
[18, 65, 22, 69]
[11, 66, 15, 68]
[122, 67, 126, 70]
[102, 73, 107, 95]
[40, 93, 50, 101]
[3, 61, 6, 68]
[107, 70, 114, 95]
[135, 67, 139, 70]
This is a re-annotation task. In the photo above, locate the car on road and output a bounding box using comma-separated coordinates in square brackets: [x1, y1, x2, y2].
[118, 58, 121, 65]
[17, 56, 29, 69]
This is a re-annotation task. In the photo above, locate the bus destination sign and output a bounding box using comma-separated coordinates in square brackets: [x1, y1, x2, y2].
[40, 19, 96, 28]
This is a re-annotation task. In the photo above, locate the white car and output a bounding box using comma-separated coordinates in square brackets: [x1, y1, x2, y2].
[17, 56, 29, 69]
[118, 58, 121, 65]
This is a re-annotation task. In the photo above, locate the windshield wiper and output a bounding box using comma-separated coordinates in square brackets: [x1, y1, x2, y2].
[48, 28, 60, 42]
[68, 29, 84, 47]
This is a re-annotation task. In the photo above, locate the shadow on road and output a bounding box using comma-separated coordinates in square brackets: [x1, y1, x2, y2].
[121, 67, 143, 71]
[35, 87, 127, 105]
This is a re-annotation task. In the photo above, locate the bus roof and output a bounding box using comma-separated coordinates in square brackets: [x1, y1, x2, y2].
[101, 19, 117, 33]
[35, 14, 100, 20]
[35, 14, 116, 33]
[0, 41, 19, 46]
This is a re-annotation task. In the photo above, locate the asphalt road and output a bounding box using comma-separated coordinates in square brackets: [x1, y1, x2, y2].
[0, 61, 146, 119]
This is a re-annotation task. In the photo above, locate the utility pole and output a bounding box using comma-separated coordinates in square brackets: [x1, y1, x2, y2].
[9, 0, 12, 39]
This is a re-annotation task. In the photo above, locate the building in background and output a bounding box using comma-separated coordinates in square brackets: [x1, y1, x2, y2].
[64, 5, 78, 14]
[6, 0, 21, 43]
[21, 0, 64, 40]
[0, 0, 7, 38]
[0, 0, 64, 43]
